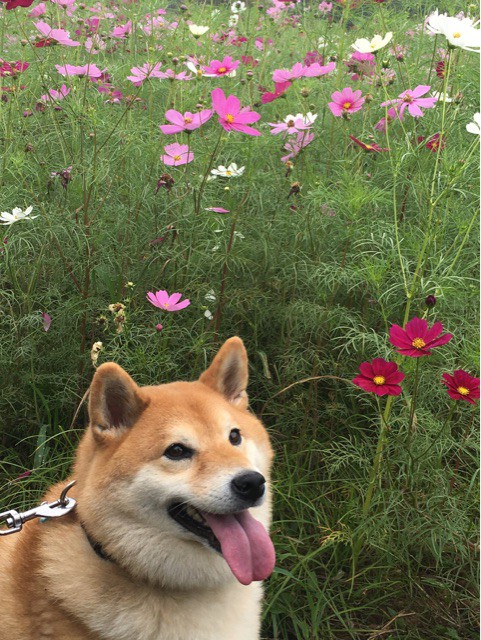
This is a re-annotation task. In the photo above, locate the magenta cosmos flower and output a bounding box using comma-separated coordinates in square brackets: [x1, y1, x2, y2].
[353, 358, 405, 396]
[261, 80, 292, 104]
[202, 56, 240, 78]
[329, 88, 365, 117]
[211, 88, 261, 136]
[160, 109, 212, 134]
[442, 370, 480, 405]
[160, 143, 194, 166]
[389, 317, 452, 357]
[381, 85, 437, 119]
[147, 290, 190, 311]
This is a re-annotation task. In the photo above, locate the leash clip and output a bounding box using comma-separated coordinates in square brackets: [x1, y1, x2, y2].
[0, 481, 76, 536]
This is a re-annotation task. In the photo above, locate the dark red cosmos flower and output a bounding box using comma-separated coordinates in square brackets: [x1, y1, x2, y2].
[389, 317, 452, 357]
[435, 61, 445, 78]
[2, 0, 36, 8]
[304, 51, 324, 67]
[349, 135, 388, 152]
[353, 358, 405, 396]
[442, 370, 480, 404]
[0, 61, 29, 76]
[417, 133, 445, 152]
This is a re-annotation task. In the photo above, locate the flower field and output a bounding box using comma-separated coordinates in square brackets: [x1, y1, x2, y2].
[0, 0, 479, 637]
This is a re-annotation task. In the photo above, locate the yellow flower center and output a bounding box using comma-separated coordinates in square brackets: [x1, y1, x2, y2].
[403, 94, 413, 103]
[184, 117, 193, 124]
[218, 67, 227, 73]
[412, 338, 426, 349]
[342, 101, 352, 110]
[365, 144, 373, 150]
[225, 114, 235, 123]
[173, 155, 182, 161]
[453, 32, 461, 38]
[373, 376, 386, 386]
[196, 69, 203, 77]
[226, 171, 232, 176]
[457, 386, 470, 396]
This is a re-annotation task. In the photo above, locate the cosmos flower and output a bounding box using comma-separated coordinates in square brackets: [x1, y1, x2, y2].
[261, 81, 292, 104]
[127, 62, 163, 86]
[349, 135, 388, 152]
[418, 133, 446, 152]
[202, 56, 240, 78]
[272, 61, 335, 83]
[466, 112, 481, 134]
[210, 163, 245, 178]
[40, 84, 71, 102]
[41, 312, 52, 332]
[189, 24, 209, 37]
[389, 317, 452, 357]
[328, 87, 365, 116]
[3, 0, 36, 9]
[55, 63, 103, 79]
[426, 10, 480, 52]
[352, 358, 405, 396]
[231, 1, 246, 12]
[111, 21, 132, 38]
[0, 206, 37, 225]
[381, 86, 437, 118]
[159, 109, 213, 134]
[34, 21, 80, 46]
[268, 114, 313, 136]
[146, 290, 191, 311]
[442, 370, 480, 404]
[160, 143, 194, 166]
[205, 207, 230, 213]
[211, 88, 261, 136]
[351, 33, 393, 53]
[281, 131, 315, 162]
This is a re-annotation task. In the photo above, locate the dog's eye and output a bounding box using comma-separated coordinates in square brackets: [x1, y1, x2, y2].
[229, 429, 242, 446]
[164, 444, 194, 460]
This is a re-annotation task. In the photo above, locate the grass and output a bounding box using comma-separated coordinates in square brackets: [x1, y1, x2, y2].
[0, 0, 479, 637]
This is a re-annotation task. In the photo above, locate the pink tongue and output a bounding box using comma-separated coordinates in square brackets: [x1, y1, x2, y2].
[202, 510, 276, 586]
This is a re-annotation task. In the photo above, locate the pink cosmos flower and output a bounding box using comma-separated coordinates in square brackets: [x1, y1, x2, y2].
[40, 84, 70, 102]
[147, 290, 190, 312]
[442, 370, 480, 405]
[281, 131, 314, 162]
[127, 63, 163, 86]
[389, 317, 453, 357]
[28, 2, 46, 16]
[268, 116, 312, 137]
[97, 84, 123, 104]
[34, 21, 80, 46]
[353, 358, 405, 396]
[41, 312, 51, 332]
[161, 143, 194, 166]
[318, 1, 332, 12]
[205, 207, 230, 213]
[55, 63, 103, 79]
[374, 107, 398, 132]
[381, 85, 437, 118]
[159, 109, 213, 134]
[111, 21, 132, 38]
[272, 61, 335, 83]
[202, 56, 240, 78]
[157, 69, 193, 81]
[328, 88, 365, 116]
[211, 88, 261, 136]
[261, 81, 292, 104]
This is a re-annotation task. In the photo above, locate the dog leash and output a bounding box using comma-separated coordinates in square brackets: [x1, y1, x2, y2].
[0, 481, 77, 535]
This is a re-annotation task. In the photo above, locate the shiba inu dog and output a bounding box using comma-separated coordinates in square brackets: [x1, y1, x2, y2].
[0, 337, 276, 640]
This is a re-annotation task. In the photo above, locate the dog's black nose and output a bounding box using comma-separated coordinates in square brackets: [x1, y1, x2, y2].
[231, 471, 266, 502]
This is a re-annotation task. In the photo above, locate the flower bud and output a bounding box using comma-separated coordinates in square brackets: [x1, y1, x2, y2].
[300, 87, 310, 98]
[364, 93, 374, 103]
[425, 295, 436, 308]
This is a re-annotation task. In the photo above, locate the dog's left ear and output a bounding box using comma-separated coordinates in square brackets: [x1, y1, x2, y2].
[199, 337, 249, 408]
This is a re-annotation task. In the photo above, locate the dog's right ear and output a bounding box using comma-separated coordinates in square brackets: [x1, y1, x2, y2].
[88, 363, 147, 442]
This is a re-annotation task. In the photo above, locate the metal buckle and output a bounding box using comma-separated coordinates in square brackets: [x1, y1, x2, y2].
[0, 481, 77, 536]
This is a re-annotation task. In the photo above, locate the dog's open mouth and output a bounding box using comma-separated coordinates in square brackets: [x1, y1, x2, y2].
[167, 502, 276, 586]
[168, 502, 221, 552]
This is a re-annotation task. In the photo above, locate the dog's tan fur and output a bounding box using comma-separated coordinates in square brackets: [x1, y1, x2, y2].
[0, 337, 274, 640]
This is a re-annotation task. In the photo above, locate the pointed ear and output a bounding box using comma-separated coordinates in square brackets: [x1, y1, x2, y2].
[199, 337, 249, 408]
[88, 363, 147, 442]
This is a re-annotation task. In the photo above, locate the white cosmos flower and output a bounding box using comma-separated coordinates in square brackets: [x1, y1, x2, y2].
[285, 112, 318, 125]
[231, 1, 246, 13]
[0, 206, 37, 225]
[431, 91, 453, 102]
[466, 112, 481, 134]
[351, 32, 393, 53]
[189, 24, 209, 37]
[205, 289, 217, 302]
[426, 10, 480, 51]
[210, 163, 245, 178]
[185, 61, 203, 77]
[228, 14, 239, 27]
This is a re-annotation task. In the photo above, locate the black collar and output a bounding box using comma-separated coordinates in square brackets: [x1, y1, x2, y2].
[80, 522, 114, 563]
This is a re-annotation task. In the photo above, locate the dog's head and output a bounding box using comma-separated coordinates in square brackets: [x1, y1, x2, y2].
[74, 337, 275, 589]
